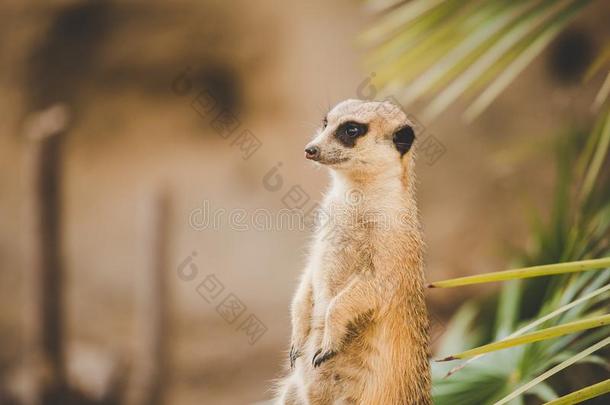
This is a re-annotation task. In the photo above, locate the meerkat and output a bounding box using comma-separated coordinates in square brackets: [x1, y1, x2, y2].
[276, 99, 431, 405]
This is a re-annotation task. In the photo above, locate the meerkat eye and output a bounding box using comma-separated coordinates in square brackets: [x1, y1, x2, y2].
[322, 117, 328, 129]
[334, 121, 368, 147]
[345, 123, 362, 138]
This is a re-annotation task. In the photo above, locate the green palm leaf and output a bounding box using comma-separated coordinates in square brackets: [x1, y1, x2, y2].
[445, 282, 610, 377]
[543, 379, 610, 405]
[438, 314, 610, 361]
[464, 0, 590, 120]
[363, 0, 598, 121]
[428, 257, 610, 288]
[493, 336, 610, 405]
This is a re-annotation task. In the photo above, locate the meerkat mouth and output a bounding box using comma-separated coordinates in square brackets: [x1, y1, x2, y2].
[320, 156, 350, 165]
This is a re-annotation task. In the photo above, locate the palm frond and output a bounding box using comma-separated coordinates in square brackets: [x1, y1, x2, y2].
[493, 336, 610, 405]
[463, 0, 589, 121]
[363, 0, 597, 121]
[445, 282, 610, 377]
[592, 71, 610, 111]
[439, 314, 610, 361]
[363, 4, 610, 402]
[431, 105, 610, 403]
[580, 107, 610, 203]
[543, 379, 610, 405]
[428, 257, 610, 288]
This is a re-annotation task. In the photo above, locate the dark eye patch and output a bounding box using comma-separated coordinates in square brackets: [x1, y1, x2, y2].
[322, 116, 328, 129]
[334, 121, 369, 147]
[392, 125, 415, 157]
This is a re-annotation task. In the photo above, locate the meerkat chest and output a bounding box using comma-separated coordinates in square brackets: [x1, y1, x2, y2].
[311, 203, 375, 297]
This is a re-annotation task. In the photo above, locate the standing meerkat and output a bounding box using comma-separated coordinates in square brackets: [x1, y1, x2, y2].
[276, 99, 431, 405]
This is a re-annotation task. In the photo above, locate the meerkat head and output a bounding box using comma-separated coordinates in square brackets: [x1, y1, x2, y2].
[305, 99, 415, 179]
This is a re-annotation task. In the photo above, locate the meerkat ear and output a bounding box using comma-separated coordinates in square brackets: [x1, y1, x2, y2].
[392, 125, 415, 157]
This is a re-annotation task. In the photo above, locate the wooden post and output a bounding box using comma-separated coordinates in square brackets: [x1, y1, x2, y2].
[22, 104, 70, 405]
[126, 189, 170, 405]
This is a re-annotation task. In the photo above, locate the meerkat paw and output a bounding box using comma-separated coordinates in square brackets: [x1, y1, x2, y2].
[289, 345, 302, 369]
[312, 348, 336, 368]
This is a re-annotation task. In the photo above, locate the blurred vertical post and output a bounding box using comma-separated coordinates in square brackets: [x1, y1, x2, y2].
[22, 104, 70, 405]
[127, 188, 171, 405]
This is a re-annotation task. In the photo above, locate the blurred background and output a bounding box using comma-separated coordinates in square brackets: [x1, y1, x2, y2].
[0, 0, 609, 404]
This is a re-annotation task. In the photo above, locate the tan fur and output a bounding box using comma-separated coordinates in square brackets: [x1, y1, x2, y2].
[276, 99, 431, 405]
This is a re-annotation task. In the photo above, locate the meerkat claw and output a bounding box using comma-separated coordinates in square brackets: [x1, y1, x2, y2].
[289, 345, 301, 369]
[312, 348, 336, 367]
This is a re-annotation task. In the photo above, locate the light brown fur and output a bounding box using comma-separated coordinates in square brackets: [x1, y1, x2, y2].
[277, 99, 431, 405]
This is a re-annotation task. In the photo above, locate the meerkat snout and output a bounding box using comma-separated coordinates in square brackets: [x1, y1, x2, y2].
[305, 99, 415, 172]
[304, 145, 320, 160]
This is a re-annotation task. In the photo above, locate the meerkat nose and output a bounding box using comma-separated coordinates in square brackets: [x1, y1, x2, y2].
[305, 145, 320, 160]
